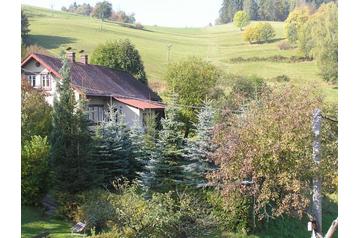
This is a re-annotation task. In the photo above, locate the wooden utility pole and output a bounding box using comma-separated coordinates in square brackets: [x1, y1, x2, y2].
[312, 108, 322, 236]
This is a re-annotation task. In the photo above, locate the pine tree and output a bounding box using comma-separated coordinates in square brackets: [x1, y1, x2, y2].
[129, 118, 147, 179]
[94, 105, 132, 185]
[183, 100, 217, 187]
[50, 56, 96, 194]
[140, 96, 186, 193]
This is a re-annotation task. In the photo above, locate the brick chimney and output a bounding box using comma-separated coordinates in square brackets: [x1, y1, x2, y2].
[80, 54, 88, 64]
[66, 51, 76, 62]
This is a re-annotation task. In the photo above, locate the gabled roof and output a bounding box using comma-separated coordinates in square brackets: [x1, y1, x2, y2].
[21, 53, 161, 101]
[114, 97, 165, 110]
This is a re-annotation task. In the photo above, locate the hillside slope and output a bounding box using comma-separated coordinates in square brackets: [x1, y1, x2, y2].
[22, 5, 337, 103]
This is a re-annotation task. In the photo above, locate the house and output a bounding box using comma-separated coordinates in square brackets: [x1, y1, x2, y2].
[21, 52, 165, 126]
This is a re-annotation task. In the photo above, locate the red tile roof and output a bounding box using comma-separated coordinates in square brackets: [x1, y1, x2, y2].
[114, 97, 165, 110]
[21, 53, 161, 102]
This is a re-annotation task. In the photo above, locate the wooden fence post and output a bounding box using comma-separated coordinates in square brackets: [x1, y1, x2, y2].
[312, 108, 322, 236]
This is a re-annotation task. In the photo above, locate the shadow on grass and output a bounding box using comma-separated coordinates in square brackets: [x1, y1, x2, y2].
[21, 206, 72, 238]
[28, 35, 77, 50]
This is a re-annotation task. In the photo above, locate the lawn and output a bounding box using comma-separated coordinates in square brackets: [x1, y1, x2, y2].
[22, 5, 337, 104]
[21, 206, 72, 238]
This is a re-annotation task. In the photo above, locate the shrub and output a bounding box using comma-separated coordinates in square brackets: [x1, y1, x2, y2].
[277, 40, 293, 50]
[77, 182, 219, 237]
[135, 23, 144, 30]
[243, 23, 275, 44]
[206, 190, 251, 233]
[75, 189, 115, 232]
[273, 74, 290, 82]
[21, 136, 50, 205]
[231, 75, 267, 101]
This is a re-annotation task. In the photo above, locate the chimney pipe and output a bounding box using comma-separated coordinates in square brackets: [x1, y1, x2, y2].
[80, 54, 88, 64]
[66, 51, 76, 62]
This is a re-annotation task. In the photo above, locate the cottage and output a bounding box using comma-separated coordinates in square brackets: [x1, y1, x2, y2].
[21, 52, 164, 126]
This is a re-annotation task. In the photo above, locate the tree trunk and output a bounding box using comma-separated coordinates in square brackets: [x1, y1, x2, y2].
[312, 108, 322, 235]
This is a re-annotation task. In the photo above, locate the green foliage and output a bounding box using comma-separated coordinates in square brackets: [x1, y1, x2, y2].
[141, 96, 186, 193]
[21, 136, 50, 205]
[234, 11, 250, 30]
[75, 189, 115, 232]
[284, 6, 311, 44]
[77, 182, 219, 237]
[50, 56, 96, 194]
[243, 23, 275, 44]
[91, 39, 147, 84]
[129, 118, 147, 177]
[218, 0, 244, 24]
[21, 79, 52, 143]
[184, 100, 217, 187]
[231, 75, 267, 100]
[258, 0, 291, 21]
[210, 85, 337, 229]
[94, 105, 136, 185]
[206, 190, 252, 233]
[21, 9, 30, 44]
[166, 57, 220, 132]
[243, 0, 259, 20]
[91, 1, 112, 20]
[62, 2, 93, 16]
[299, 2, 338, 83]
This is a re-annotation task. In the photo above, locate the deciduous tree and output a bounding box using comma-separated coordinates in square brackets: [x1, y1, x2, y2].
[233, 11, 250, 30]
[165, 57, 220, 135]
[91, 39, 147, 84]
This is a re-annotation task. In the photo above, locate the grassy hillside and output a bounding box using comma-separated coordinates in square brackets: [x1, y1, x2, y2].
[22, 5, 337, 103]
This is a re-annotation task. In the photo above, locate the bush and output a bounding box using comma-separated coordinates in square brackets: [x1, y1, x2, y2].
[231, 75, 267, 101]
[272, 74, 290, 82]
[277, 40, 294, 50]
[75, 190, 115, 232]
[135, 23, 144, 30]
[76, 181, 219, 237]
[243, 23, 275, 44]
[21, 136, 50, 205]
[206, 190, 251, 233]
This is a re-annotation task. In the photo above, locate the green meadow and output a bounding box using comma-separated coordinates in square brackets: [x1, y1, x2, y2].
[22, 4, 337, 103]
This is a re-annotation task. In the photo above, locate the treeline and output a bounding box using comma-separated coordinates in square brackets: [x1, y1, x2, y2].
[217, 0, 336, 24]
[61, 1, 136, 24]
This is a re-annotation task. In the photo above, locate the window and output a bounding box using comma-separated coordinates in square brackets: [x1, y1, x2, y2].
[27, 75, 36, 87]
[41, 74, 51, 89]
[88, 105, 104, 123]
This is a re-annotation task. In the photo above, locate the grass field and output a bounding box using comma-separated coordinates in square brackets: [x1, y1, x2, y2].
[21, 206, 72, 238]
[22, 5, 337, 104]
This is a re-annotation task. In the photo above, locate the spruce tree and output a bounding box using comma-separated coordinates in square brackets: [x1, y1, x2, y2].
[129, 118, 147, 179]
[184, 100, 217, 187]
[140, 95, 186, 193]
[50, 57, 96, 194]
[94, 105, 132, 185]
